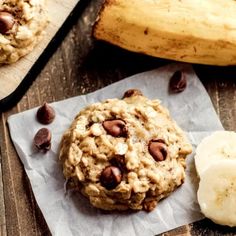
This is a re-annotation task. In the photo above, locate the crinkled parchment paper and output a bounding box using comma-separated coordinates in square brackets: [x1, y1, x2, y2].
[8, 63, 223, 236]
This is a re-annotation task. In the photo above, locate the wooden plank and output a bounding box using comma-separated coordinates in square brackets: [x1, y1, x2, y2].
[0, 0, 80, 101]
[217, 78, 236, 131]
[0, 151, 7, 236]
[1, 108, 50, 236]
[160, 225, 191, 236]
[1, 110, 21, 236]
[195, 65, 236, 131]
[0, 225, 7, 236]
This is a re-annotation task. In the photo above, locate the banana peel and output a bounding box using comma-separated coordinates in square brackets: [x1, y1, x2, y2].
[93, 0, 236, 66]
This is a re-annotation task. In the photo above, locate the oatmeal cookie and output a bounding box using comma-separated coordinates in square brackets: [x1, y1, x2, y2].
[0, 0, 48, 64]
[59, 89, 192, 211]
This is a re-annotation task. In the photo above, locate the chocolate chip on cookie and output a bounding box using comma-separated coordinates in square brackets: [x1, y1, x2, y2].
[37, 103, 55, 125]
[143, 200, 157, 212]
[169, 70, 187, 93]
[110, 155, 126, 172]
[100, 166, 122, 190]
[123, 89, 143, 98]
[0, 11, 15, 34]
[102, 119, 127, 137]
[34, 128, 51, 152]
[148, 139, 168, 162]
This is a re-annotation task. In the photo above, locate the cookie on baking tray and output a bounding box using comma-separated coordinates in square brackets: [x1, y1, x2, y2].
[59, 89, 192, 212]
[0, 0, 48, 64]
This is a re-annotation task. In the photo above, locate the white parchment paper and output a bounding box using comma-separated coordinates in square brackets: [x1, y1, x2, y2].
[8, 63, 224, 236]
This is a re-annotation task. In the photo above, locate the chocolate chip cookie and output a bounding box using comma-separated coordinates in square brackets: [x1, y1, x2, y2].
[0, 0, 48, 64]
[59, 90, 192, 211]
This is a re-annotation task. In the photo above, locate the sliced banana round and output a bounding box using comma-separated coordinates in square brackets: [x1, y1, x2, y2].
[197, 160, 236, 227]
[194, 131, 236, 177]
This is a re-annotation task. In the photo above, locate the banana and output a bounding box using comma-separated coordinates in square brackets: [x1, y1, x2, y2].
[93, 0, 236, 66]
[197, 160, 236, 227]
[194, 131, 236, 177]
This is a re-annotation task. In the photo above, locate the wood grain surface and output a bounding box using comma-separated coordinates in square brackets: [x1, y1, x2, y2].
[1, 0, 236, 235]
[0, 0, 80, 101]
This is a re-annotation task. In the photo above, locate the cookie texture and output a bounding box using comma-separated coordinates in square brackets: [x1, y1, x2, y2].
[59, 92, 192, 211]
[0, 0, 48, 64]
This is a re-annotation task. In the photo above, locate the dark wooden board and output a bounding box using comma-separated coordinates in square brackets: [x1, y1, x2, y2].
[1, 0, 236, 235]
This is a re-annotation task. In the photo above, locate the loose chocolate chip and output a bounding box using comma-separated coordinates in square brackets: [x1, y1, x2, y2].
[34, 128, 51, 152]
[148, 139, 168, 162]
[169, 70, 187, 93]
[123, 89, 143, 98]
[102, 119, 127, 137]
[36, 102, 55, 124]
[100, 166, 122, 190]
[0, 12, 15, 34]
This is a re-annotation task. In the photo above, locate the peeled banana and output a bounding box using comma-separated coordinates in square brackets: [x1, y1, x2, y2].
[197, 160, 236, 227]
[94, 0, 236, 66]
[194, 131, 236, 176]
[195, 131, 236, 227]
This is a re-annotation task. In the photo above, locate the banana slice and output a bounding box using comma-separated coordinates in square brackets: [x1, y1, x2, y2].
[194, 131, 236, 177]
[197, 160, 236, 227]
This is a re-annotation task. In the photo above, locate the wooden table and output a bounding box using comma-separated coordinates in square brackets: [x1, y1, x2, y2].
[1, 1, 236, 235]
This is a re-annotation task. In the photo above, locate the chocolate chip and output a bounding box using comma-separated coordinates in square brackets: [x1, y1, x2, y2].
[65, 178, 81, 191]
[100, 166, 122, 190]
[0, 12, 15, 34]
[110, 155, 126, 172]
[143, 200, 157, 212]
[169, 70, 187, 93]
[36, 103, 55, 124]
[34, 128, 51, 152]
[123, 89, 143, 98]
[102, 119, 127, 137]
[148, 139, 168, 162]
